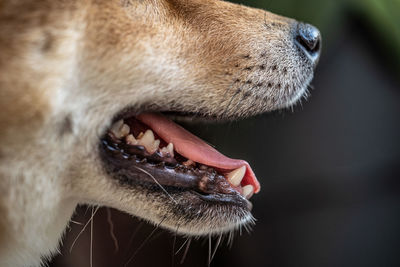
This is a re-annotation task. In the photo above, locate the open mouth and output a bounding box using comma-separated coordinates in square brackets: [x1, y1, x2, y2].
[100, 112, 260, 209]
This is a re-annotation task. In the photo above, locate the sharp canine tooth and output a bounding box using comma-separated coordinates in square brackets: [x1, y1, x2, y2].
[242, 185, 254, 199]
[126, 134, 138, 145]
[226, 166, 246, 187]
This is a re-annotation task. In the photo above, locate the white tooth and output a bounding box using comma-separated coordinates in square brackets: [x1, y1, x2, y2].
[242, 185, 254, 199]
[126, 134, 138, 145]
[166, 143, 174, 157]
[226, 166, 246, 187]
[137, 130, 155, 153]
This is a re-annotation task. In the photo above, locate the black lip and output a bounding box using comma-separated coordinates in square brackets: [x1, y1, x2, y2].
[100, 135, 244, 198]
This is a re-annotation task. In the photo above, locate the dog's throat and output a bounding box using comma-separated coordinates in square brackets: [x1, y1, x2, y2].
[100, 112, 260, 198]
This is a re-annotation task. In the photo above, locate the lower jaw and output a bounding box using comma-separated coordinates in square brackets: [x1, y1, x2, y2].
[100, 133, 248, 202]
[99, 113, 254, 210]
[99, 138, 254, 236]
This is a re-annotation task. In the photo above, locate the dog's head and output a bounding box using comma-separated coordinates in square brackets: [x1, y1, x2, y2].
[0, 0, 320, 264]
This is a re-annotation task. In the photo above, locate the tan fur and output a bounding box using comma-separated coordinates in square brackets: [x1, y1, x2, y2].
[0, 0, 316, 266]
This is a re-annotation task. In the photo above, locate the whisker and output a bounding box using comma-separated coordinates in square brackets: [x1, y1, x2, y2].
[243, 223, 252, 234]
[180, 238, 192, 264]
[90, 207, 94, 267]
[149, 230, 164, 242]
[210, 234, 222, 263]
[69, 206, 100, 253]
[171, 226, 179, 267]
[227, 230, 235, 249]
[121, 222, 144, 264]
[208, 235, 212, 267]
[175, 238, 189, 255]
[133, 166, 178, 205]
[106, 208, 119, 253]
[124, 217, 166, 266]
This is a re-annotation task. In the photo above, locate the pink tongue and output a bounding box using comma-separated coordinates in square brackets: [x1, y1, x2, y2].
[137, 113, 260, 193]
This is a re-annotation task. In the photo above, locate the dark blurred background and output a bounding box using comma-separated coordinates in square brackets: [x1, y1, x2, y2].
[50, 0, 400, 266]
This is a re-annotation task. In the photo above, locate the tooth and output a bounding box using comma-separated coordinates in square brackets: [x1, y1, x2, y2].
[120, 124, 130, 138]
[166, 143, 174, 157]
[126, 134, 138, 145]
[110, 120, 130, 139]
[226, 166, 246, 187]
[150, 139, 160, 154]
[183, 159, 195, 166]
[138, 130, 154, 142]
[110, 120, 123, 138]
[160, 143, 174, 157]
[137, 132, 144, 139]
[110, 119, 123, 131]
[137, 130, 156, 153]
[160, 147, 168, 156]
[242, 185, 254, 199]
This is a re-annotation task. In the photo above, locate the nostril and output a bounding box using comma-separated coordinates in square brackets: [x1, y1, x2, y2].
[296, 23, 321, 55]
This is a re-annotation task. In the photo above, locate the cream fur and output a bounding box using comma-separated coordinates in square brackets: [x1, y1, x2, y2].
[0, 0, 316, 266]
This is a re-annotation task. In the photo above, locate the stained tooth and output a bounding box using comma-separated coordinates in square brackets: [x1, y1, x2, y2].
[150, 139, 160, 154]
[160, 143, 174, 157]
[109, 120, 130, 139]
[242, 185, 254, 199]
[110, 120, 123, 134]
[120, 124, 130, 137]
[126, 134, 138, 145]
[226, 166, 246, 187]
[137, 132, 144, 139]
[160, 147, 169, 156]
[199, 165, 208, 170]
[183, 159, 195, 166]
[110, 120, 130, 139]
[137, 130, 156, 153]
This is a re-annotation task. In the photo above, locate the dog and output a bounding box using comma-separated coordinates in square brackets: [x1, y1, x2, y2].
[0, 0, 321, 266]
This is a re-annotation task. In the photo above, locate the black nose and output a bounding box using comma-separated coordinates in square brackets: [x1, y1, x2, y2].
[295, 23, 321, 63]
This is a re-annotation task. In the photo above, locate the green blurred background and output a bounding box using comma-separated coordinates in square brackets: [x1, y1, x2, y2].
[51, 1, 400, 267]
